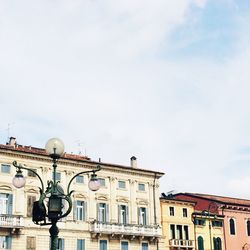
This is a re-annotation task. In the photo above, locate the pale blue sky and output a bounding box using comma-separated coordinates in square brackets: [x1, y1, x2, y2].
[0, 0, 250, 198]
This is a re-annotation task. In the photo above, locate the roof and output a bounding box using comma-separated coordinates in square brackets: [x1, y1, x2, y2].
[176, 192, 250, 207]
[0, 143, 165, 177]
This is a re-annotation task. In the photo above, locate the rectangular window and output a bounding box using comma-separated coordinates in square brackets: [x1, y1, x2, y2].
[27, 195, 36, 217]
[142, 242, 148, 250]
[183, 208, 188, 217]
[0, 193, 13, 214]
[57, 238, 64, 250]
[26, 236, 36, 250]
[138, 183, 145, 191]
[100, 240, 107, 250]
[184, 225, 189, 240]
[194, 218, 205, 226]
[75, 201, 86, 221]
[212, 220, 223, 227]
[99, 178, 105, 187]
[27, 169, 37, 177]
[77, 239, 85, 250]
[118, 205, 129, 224]
[176, 225, 183, 240]
[76, 175, 84, 184]
[97, 203, 108, 223]
[169, 207, 175, 216]
[118, 181, 126, 189]
[138, 207, 147, 225]
[52, 172, 61, 181]
[0, 236, 12, 249]
[170, 224, 175, 239]
[1, 164, 10, 174]
[121, 241, 128, 250]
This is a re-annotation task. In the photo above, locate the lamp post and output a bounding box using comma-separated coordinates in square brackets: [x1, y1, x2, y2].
[12, 138, 101, 250]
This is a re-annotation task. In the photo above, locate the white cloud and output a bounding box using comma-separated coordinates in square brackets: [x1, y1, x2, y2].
[1, 0, 250, 199]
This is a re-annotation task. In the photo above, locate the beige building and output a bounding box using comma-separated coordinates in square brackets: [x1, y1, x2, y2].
[160, 194, 196, 250]
[0, 138, 164, 250]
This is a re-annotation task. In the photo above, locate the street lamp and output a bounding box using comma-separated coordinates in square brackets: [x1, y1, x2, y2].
[12, 138, 101, 250]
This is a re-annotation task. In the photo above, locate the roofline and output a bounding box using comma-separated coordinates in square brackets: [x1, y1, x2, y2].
[160, 197, 196, 205]
[174, 192, 250, 208]
[0, 144, 165, 177]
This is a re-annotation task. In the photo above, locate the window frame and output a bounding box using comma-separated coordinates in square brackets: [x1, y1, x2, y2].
[169, 206, 175, 216]
[1, 164, 11, 174]
[138, 183, 145, 191]
[118, 180, 126, 189]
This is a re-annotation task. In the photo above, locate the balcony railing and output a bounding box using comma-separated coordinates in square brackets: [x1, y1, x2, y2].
[169, 239, 194, 248]
[90, 221, 162, 238]
[0, 214, 24, 228]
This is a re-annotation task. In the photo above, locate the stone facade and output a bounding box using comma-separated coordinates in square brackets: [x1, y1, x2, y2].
[0, 141, 164, 250]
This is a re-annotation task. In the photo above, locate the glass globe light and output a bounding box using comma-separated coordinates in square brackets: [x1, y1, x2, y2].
[12, 172, 26, 188]
[88, 173, 100, 191]
[45, 138, 65, 158]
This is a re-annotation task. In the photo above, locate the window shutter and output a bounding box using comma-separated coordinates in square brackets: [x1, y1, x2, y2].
[6, 236, 12, 249]
[126, 206, 129, 224]
[106, 204, 109, 222]
[145, 208, 148, 225]
[97, 203, 100, 222]
[7, 194, 13, 215]
[84, 201, 87, 221]
[118, 205, 121, 223]
[73, 201, 77, 220]
[138, 207, 140, 224]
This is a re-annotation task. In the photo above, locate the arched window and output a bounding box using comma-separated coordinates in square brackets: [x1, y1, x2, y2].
[247, 221, 250, 236]
[213, 237, 222, 250]
[197, 236, 204, 250]
[229, 218, 235, 235]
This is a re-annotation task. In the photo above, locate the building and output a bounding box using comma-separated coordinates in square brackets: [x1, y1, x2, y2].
[0, 137, 164, 250]
[160, 193, 196, 250]
[174, 193, 250, 250]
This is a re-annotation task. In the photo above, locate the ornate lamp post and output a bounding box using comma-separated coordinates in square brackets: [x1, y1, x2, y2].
[12, 138, 101, 250]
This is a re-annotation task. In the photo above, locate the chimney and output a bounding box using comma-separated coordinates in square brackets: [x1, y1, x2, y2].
[9, 137, 17, 147]
[130, 156, 137, 168]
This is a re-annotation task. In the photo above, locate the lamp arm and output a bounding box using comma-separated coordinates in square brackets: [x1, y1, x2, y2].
[66, 165, 101, 195]
[13, 161, 45, 193]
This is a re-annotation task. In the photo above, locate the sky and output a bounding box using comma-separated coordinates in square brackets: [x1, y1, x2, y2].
[0, 0, 250, 199]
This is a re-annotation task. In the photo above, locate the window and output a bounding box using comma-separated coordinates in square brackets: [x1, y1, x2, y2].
[118, 181, 126, 189]
[0, 236, 11, 249]
[121, 241, 128, 250]
[138, 207, 147, 225]
[77, 239, 85, 250]
[99, 178, 105, 187]
[183, 208, 187, 217]
[27, 236, 36, 250]
[194, 218, 205, 226]
[184, 225, 189, 240]
[53, 172, 61, 181]
[212, 220, 223, 227]
[100, 240, 107, 250]
[118, 205, 128, 224]
[213, 237, 222, 250]
[229, 218, 236, 235]
[27, 169, 37, 177]
[76, 175, 84, 184]
[247, 221, 250, 236]
[97, 203, 109, 223]
[0, 193, 13, 214]
[176, 225, 183, 239]
[197, 236, 204, 250]
[27, 195, 36, 217]
[138, 183, 145, 191]
[57, 238, 64, 250]
[170, 224, 175, 239]
[75, 201, 86, 221]
[1, 164, 10, 174]
[169, 207, 174, 216]
[142, 242, 148, 250]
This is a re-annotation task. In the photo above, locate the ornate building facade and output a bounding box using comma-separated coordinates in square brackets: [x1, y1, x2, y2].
[0, 137, 164, 250]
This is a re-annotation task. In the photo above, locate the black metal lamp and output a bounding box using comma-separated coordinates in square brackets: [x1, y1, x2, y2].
[12, 138, 101, 250]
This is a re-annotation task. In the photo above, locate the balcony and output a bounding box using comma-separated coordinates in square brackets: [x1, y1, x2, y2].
[169, 239, 194, 248]
[90, 221, 162, 240]
[0, 214, 24, 228]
